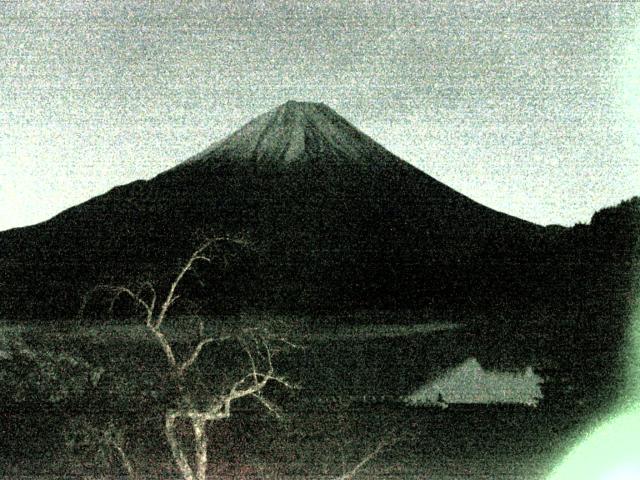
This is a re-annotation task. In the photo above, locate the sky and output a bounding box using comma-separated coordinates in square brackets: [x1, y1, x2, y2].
[1, 0, 639, 231]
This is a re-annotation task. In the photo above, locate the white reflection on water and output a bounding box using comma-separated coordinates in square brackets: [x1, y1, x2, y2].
[404, 357, 544, 406]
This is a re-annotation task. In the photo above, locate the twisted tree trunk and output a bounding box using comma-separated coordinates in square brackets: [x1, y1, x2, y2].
[165, 411, 196, 480]
[192, 416, 208, 480]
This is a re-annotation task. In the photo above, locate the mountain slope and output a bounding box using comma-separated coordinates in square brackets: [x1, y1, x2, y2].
[2, 101, 550, 319]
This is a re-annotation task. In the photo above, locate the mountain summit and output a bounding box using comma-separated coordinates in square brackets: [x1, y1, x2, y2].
[175, 100, 401, 171]
[1, 101, 547, 318]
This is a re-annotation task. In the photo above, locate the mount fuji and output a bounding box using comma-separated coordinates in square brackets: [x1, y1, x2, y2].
[0, 101, 562, 318]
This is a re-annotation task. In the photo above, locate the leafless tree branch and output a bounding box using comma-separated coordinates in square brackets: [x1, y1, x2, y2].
[251, 392, 282, 419]
[80, 234, 300, 480]
[178, 337, 215, 375]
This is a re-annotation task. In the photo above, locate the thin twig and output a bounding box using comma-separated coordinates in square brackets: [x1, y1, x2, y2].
[179, 337, 215, 375]
[334, 437, 395, 480]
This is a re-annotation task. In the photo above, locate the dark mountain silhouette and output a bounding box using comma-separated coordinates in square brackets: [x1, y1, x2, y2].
[470, 195, 639, 409]
[0, 102, 636, 325]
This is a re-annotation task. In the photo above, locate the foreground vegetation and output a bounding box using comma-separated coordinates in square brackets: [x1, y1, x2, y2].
[1, 230, 630, 478]
[1, 310, 608, 479]
[0, 327, 571, 479]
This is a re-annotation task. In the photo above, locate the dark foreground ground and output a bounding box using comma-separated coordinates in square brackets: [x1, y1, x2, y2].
[1, 402, 596, 479]
[0, 315, 624, 479]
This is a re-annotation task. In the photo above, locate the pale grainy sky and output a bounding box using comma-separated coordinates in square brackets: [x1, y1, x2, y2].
[1, 0, 639, 231]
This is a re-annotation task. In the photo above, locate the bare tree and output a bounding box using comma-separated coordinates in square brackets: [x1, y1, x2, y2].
[80, 235, 396, 480]
[83, 236, 296, 480]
